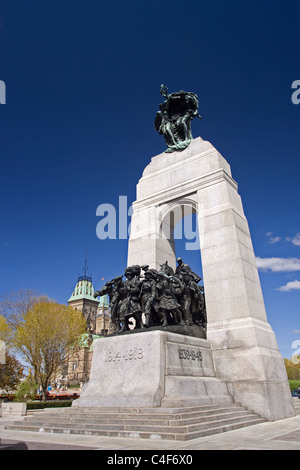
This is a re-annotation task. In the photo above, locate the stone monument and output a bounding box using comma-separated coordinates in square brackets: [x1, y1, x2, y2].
[75, 86, 294, 422]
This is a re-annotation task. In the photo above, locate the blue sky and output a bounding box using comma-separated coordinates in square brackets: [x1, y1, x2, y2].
[0, 0, 299, 358]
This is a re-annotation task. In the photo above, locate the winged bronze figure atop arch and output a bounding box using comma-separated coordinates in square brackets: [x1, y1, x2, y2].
[154, 84, 202, 153]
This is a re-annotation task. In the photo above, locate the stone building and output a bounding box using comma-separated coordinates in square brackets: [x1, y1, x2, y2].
[64, 261, 111, 385]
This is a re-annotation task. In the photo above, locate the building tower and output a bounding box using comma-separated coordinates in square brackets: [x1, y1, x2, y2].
[96, 295, 110, 336]
[68, 255, 99, 333]
[66, 256, 110, 385]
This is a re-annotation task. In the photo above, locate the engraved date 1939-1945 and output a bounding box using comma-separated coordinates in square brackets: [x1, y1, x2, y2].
[178, 348, 202, 361]
[104, 348, 144, 363]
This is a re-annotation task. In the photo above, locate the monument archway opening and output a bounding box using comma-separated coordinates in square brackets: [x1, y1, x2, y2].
[158, 198, 203, 279]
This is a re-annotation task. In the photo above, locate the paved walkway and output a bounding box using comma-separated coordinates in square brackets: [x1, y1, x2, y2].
[1, 413, 300, 450]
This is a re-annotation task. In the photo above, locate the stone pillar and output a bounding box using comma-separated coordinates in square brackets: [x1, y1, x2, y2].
[196, 160, 294, 421]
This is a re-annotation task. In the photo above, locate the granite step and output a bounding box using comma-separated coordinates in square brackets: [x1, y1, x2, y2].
[293, 398, 300, 414]
[20, 408, 256, 428]
[18, 404, 242, 423]
[11, 412, 258, 434]
[5, 417, 265, 441]
[5, 403, 266, 441]
[21, 403, 246, 422]
[42, 402, 239, 415]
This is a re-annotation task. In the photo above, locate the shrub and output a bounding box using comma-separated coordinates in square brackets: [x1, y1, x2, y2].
[14, 377, 38, 402]
[289, 380, 300, 391]
[27, 400, 74, 410]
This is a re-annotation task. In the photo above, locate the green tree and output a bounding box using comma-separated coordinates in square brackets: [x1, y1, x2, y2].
[0, 314, 12, 367]
[0, 352, 24, 392]
[0, 289, 53, 329]
[13, 302, 87, 401]
[0, 314, 11, 342]
[284, 358, 300, 380]
[14, 375, 38, 402]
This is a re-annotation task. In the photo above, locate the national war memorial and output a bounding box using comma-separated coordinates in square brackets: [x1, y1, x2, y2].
[75, 85, 294, 425]
[7, 85, 295, 441]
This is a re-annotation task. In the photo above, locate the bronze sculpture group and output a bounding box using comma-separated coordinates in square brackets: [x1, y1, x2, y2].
[94, 259, 206, 335]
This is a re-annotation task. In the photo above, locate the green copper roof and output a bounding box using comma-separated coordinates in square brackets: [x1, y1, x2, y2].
[79, 333, 101, 351]
[98, 294, 109, 308]
[68, 278, 97, 303]
[68, 277, 110, 308]
[68, 257, 109, 306]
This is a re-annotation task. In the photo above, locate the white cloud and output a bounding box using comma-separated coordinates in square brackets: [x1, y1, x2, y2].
[256, 257, 300, 272]
[268, 236, 281, 244]
[286, 233, 300, 246]
[265, 232, 281, 244]
[277, 280, 300, 292]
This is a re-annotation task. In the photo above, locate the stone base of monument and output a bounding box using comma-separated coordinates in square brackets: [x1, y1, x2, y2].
[73, 330, 233, 408]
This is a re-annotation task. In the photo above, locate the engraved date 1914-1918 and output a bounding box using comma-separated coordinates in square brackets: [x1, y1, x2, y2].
[178, 348, 202, 361]
[104, 348, 144, 363]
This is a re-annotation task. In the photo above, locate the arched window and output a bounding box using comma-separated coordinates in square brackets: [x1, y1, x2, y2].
[73, 355, 80, 370]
